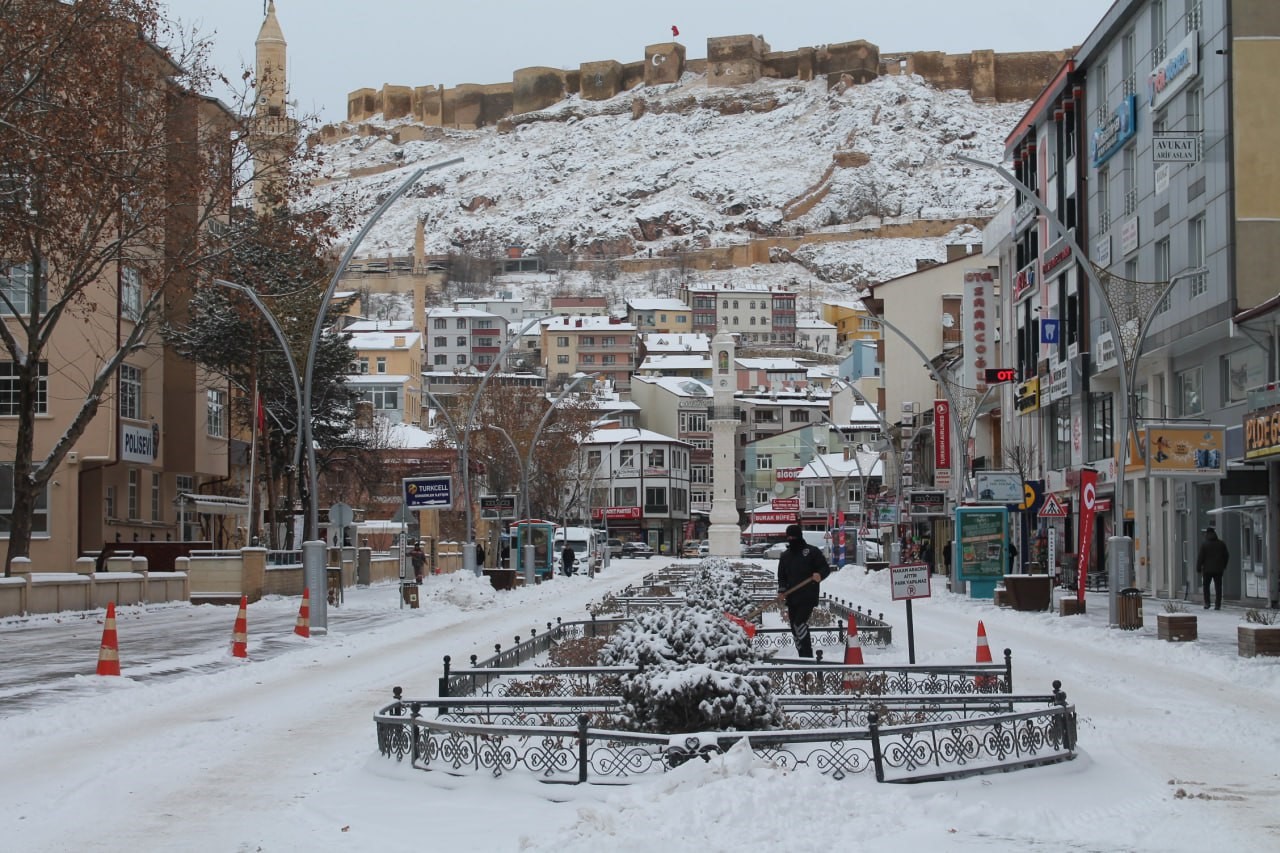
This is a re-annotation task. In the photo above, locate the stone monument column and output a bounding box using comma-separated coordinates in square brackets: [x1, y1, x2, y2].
[708, 329, 740, 557]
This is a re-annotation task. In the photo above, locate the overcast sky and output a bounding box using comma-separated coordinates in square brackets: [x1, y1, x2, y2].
[160, 0, 1118, 124]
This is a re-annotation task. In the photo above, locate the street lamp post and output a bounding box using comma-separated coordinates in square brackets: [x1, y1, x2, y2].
[211, 278, 304, 548]
[956, 153, 1206, 624]
[299, 157, 462, 628]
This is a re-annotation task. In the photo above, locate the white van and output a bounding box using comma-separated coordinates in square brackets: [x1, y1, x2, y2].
[554, 526, 603, 571]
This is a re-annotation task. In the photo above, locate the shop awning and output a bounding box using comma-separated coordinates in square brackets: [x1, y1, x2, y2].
[176, 493, 249, 516]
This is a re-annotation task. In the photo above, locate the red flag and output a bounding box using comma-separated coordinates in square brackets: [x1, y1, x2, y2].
[1075, 469, 1098, 602]
[256, 395, 266, 433]
[671, 25, 679, 37]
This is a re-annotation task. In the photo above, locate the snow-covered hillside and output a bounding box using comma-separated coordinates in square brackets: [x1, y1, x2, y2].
[307, 72, 1025, 290]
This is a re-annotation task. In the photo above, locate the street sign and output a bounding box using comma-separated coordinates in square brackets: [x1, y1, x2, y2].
[891, 562, 932, 600]
[1039, 494, 1068, 518]
[771, 497, 800, 511]
[327, 502, 353, 529]
[402, 476, 453, 510]
[480, 494, 517, 519]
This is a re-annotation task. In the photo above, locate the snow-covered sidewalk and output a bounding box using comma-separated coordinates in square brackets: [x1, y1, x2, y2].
[1, 559, 1277, 852]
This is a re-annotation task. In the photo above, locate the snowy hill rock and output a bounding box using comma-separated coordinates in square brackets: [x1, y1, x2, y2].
[306, 72, 1027, 287]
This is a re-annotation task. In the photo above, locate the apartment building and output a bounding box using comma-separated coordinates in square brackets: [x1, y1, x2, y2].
[681, 283, 798, 345]
[347, 328, 422, 425]
[541, 316, 638, 391]
[425, 308, 506, 372]
[625, 298, 693, 334]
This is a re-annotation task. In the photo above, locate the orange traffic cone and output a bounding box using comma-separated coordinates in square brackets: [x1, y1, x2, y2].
[975, 620, 996, 690]
[841, 615, 864, 691]
[231, 595, 248, 658]
[96, 601, 121, 676]
[294, 589, 311, 638]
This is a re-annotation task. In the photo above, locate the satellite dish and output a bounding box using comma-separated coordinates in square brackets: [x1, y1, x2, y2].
[773, 483, 786, 495]
[941, 312, 956, 328]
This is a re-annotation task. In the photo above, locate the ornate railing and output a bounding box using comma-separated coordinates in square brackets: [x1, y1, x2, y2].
[375, 682, 1075, 784]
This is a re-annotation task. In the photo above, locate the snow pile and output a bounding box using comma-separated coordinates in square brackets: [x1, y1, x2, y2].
[307, 72, 1024, 280]
[422, 570, 498, 611]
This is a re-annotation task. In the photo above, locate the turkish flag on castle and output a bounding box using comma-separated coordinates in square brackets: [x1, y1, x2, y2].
[1075, 469, 1098, 602]
[671, 25, 679, 37]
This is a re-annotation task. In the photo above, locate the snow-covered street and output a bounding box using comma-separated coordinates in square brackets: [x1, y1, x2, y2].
[2, 559, 1278, 852]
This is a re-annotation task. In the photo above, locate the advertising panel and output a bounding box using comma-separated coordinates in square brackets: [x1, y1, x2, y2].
[934, 399, 951, 473]
[955, 507, 1008, 581]
[1145, 425, 1226, 477]
[403, 476, 453, 510]
[974, 471, 1023, 503]
[962, 270, 994, 389]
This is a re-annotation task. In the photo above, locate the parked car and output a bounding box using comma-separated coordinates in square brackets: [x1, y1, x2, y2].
[622, 541, 655, 559]
[606, 538, 623, 558]
[698, 540, 710, 557]
[680, 541, 701, 558]
[740, 541, 772, 558]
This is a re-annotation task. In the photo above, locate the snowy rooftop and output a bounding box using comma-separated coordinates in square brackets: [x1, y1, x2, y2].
[638, 355, 713, 372]
[737, 358, 811, 371]
[347, 331, 421, 350]
[641, 333, 710, 353]
[631, 375, 712, 397]
[627, 297, 690, 311]
[583, 425, 687, 446]
[544, 316, 637, 332]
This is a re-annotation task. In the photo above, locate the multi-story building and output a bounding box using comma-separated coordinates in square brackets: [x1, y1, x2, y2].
[568, 424, 693, 553]
[346, 328, 422, 425]
[628, 375, 714, 530]
[541, 316, 638, 391]
[821, 299, 882, 354]
[625, 298, 693, 334]
[995, 0, 1280, 608]
[796, 316, 838, 355]
[682, 283, 797, 345]
[425, 308, 506, 372]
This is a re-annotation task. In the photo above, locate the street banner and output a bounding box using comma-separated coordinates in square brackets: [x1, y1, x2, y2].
[934, 399, 950, 473]
[1075, 468, 1098, 601]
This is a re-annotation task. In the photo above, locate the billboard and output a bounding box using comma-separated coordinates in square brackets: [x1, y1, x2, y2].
[974, 471, 1023, 503]
[402, 476, 453, 510]
[1145, 425, 1226, 477]
[955, 507, 1009, 581]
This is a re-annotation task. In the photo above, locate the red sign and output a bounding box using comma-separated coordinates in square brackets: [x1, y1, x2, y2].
[775, 467, 805, 481]
[591, 506, 641, 520]
[1075, 469, 1098, 602]
[934, 399, 950, 472]
[1039, 494, 1068, 518]
[771, 497, 800, 511]
[753, 511, 798, 524]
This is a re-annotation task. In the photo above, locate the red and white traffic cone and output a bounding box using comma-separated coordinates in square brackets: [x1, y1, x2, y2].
[975, 620, 996, 690]
[96, 601, 121, 676]
[231, 595, 249, 658]
[294, 589, 311, 638]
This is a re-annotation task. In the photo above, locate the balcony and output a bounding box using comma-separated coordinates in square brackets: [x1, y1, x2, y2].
[643, 505, 669, 515]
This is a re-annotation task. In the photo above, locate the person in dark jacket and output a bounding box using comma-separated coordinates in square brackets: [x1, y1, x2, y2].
[776, 523, 832, 657]
[561, 544, 576, 576]
[475, 541, 486, 568]
[1196, 526, 1229, 610]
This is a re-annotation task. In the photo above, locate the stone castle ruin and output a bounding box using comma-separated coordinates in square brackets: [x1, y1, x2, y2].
[341, 34, 1069, 131]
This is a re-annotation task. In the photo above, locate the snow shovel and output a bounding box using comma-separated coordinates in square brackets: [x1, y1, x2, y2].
[725, 577, 815, 638]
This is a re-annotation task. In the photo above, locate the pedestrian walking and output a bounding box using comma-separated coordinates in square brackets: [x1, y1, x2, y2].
[1007, 535, 1018, 573]
[409, 542, 426, 584]
[942, 539, 952, 575]
[776, 524, 831, 658]
[561, 544, 576, 576]
[1196, 526, 1229, 610]
[475, 541, 486, 568]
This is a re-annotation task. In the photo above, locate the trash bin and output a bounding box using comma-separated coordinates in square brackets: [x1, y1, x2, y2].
[401, 582, 419, 609]
[1118, 587, 1143, 630]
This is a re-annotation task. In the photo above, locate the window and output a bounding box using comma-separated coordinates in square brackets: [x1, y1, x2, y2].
[1087, 392, 1114, 462]
[680, 411, 707, 433]
[476, 319, 494, 329]
[647, 448, 666, 468]
[0, 361, 47, 415]
[119, 364, 142, 420]
[755, 490, 770, 505]
[1050, 397, 1072, 470]
[1151, 1, 1167, 64]
[733, 300, 739, 309]
[121, 267, 143, 322]
[456, 336, 467, 347]
[644, 486, 668, 511]
[1122, 145, 1137, 215]
[1186, 0, 1202, 32]
[206, 389, 226, 438]
[557, 336, 569, 347]
[456, 318, 466, 329]
[557, 354, 569, 364]
[356, 357, 369, 374]
[0, 263, 45, 315]
[613, 486, 637, 506]
[1223, 351, 1263, 405]
[176, 474, 193, 497]
[433, 318, 447, 330]
[756, 454, 773, 470]
[691, 464, 710, 484]
[1097, 166, 1111, 231]
[128, 468, 139, 520]
[1176, 366, 1202, 416]
[376, 357, 387, 374]
[1189, 216, 1207, 297]
[1122, 30, 1136, 96]
[360, 384, 400, 410]
[151, 472, 161, 521]
[1095, 61, 1109, 125]
[581, 355, 595, 365]
[602, 336, 615, 347]
[602, 355, 615, 365]
[1185, 85, 1202, 131]
[1154, 238, 1171, 314]
[619, 448, 635, 470]
[433, 336, 446, 348]
[105, 485, 115, 520]
[859, 316, 878, 331]
[789, 409, 810, 423]
[0, 463, 48, 534]
[749, 316, 756, 325]
[476, 337, 495, 348]
[586, 449, 601, 470]
[456, 354, 467, 365]
[434, 354, 447, 366]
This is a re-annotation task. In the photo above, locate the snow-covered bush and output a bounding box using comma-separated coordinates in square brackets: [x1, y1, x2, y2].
[683, 561, 754, 617]
[599, 605, 782, 733]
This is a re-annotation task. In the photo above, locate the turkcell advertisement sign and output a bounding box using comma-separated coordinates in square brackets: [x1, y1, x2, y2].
[403, 476, 453, 510]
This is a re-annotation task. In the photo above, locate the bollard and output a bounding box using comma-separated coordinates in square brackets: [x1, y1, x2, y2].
[577, 714, 590, 784]
[868, 711, 885, 782]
